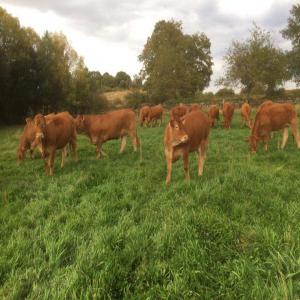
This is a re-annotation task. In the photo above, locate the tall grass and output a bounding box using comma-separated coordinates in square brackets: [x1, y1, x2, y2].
[0, 114, 300, 299]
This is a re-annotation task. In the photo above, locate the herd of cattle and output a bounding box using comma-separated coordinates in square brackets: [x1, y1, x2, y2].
[17, 100, 300, 184]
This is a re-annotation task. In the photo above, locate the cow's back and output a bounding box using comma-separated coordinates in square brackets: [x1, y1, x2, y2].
[183, 111, 210, 151]
[85, 109, 136, 140]
[46, 112, 76, 149]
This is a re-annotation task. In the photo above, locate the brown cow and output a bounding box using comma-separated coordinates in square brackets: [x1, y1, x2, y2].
[75, 109, 140, 158]
[189, 104, 202, 112]
[31, 112, 77, 175]
[147, 104, 164, 126]
[208, 105, 219, 127]
[223, 102, 235, 129]
[139, 105, 150, 127]
[241, 102, 252, 128]
[17, 113, 56, 162]
[248, 103, 300, 152]
[170, 104, 189, 120]
[256, 100, 273, 114]
[164, 110, 210, 184]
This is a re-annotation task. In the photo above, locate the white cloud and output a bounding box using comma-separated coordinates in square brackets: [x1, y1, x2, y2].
[0, 0, 297, 92]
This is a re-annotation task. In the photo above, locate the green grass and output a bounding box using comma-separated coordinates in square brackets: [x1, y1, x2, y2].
[1, 115, 300, 299]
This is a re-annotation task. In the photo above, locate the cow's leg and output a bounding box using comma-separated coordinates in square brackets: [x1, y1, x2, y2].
[263, 136, 269, 151]
[129, 132, 139, 152]
[70, 137, 78, 162]
[198, 139, 208, 176]
[61, 147, 67, 168]
[48, 149, 56, 176]
[29, 149, 34, 159]
[96, 143, 101, 159]
[290, 119, 300, 148]
[280, 128, 289, 149]
[119, 136, 127, 153]
[182, 151, 190, 183]
[165, 149, 173, 185]
[159, 116, 162, 127]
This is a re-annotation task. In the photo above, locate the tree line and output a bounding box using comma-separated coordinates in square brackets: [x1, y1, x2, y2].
[1, 4, 300, 124]
[0, 7, 141, 123]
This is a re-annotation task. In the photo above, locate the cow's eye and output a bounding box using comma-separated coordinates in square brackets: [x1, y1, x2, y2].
[175, 125, 179, 129]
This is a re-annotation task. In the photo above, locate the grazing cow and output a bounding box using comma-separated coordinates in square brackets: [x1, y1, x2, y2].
[241, 102, 252, 128]
[164, 110, 210, 184]
[17, 113, 56, 162]
[223, 102, 235, 129]
[248, 103, 300, 152]
[147, 104, 164, 126]
[139, 105, 150, 127]
[256, 100, 273, 114]
[75, 109, 140, 158]
[170, 104, 189, 120]
[189, 104, 202, 112]
[208, 105, 219, 127]
[31, 112, 77, 175]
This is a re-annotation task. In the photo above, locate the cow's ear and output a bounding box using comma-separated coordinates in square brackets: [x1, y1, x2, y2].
[80, 115, 85, 121]
[25, 117, 32, 124]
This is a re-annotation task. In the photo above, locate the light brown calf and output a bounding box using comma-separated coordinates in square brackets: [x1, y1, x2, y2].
[208, 105, 219, 127]
[139, 105, 150, 127]
[223, 102, 235, 129]
[241, 102, 252, 128]
[75, 109, 140, 158]
[31, 112, 77, 175]
[248, 103, 300, 152]
[170, 104, 189, 120]
[147, 104, 164, 127]
[164, 110, 210, 184]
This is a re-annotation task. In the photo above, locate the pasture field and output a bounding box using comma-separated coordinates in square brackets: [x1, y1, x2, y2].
[1, 114, 300, 299]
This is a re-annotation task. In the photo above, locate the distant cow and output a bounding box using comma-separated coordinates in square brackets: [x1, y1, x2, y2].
[139, 105, 150, 127]
[75, 109, 140, 158]
[31, 112, 77, 175]
[248, 103, 300, 152]
[189, 104, 202, 112]
[223, 102, 235, 129]
[208, 105, 219, 127]
[241, 102, 252, 128]
[164, 110, 210, 184]
[170, 104, 189, 120]
[147, 104, 164, 126]
[17, 113, 56, 162]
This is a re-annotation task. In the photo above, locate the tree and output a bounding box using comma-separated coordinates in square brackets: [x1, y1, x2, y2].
[215, 88, 235, 97]
[219, 24, 289, 96]
[101, 72, 115, 88]
[139, 20, 213, 101]
[115, 71, 131, 89]
[282, 4, 300, 85]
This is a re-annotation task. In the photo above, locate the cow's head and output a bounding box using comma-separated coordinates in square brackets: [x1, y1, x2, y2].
[75, 115, 85, 133]
[245, 135, 258, 153]
[31, 114, 46, 155]
[168, 118, 189, 147]
[17, 117, 34, 163]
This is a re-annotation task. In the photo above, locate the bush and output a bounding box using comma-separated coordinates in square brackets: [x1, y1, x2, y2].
[124, 91, 149, 109]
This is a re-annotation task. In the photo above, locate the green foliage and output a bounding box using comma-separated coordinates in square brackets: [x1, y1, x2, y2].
[124, 91, 148, 109]
[219, 24, 289, 95]
[139, 20, 213, 101]
[101, 72, 116, 89]
[115, 71, 132, 89]
[282, 4, 300, 85]
[1, 115, 300, 298]
[0, 6, 132, 123]
[215, 88, 235, 97]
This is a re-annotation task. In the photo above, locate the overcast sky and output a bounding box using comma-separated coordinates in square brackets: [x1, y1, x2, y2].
[0, 0, 298, 91]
